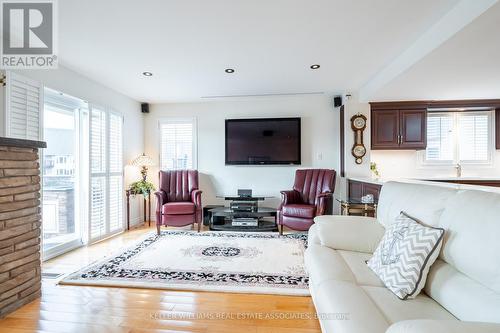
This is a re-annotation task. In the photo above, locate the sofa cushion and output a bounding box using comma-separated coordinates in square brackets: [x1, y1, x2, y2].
[338, 250, 384, 287]
[312, 280, 390, 333]
[367, 212, 444, 299]
[282, 204, 315, 218]
[361, 286, 456, 324]
[387, 320, 500, 333]
[438, 189, 500, 294]
[377, 182, 456, 228]
[162, 202, 195, 215]
[304, 244, 355, 288]
[425, 260, 500, 323]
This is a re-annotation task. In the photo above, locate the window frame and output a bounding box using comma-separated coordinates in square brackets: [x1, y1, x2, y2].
[420, 110, 494, 167]
[158, 117, 198, 171]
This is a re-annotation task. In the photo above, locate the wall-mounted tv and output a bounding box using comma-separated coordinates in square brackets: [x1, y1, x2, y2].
[225, 117, 301, 165]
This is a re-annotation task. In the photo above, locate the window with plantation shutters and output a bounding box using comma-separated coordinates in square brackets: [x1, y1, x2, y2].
[89, 106, 123, 242]
[4, 71, 43, 140]
[159, 118, 197, 170]
[424, 110, 493, 165]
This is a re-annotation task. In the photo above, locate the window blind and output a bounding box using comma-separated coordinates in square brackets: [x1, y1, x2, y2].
[89, 107, 123, 242]
[458, 113, 489, 161]
[425, 111, 492, 164]
[160, 119, 195, 170]
[5, 72, 43, 140]
[108, 113, 123, 233]
[426, 113, 454, 162]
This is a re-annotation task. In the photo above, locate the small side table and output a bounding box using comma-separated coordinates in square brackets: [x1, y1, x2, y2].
[126, 190, 151, 230]
[336, 198, 377, 217]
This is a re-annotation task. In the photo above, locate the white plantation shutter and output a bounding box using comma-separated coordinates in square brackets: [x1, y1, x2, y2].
[5, 72, 43, 140]
[108, 113, 123, 232]
[425, 110, 493, 164]
[90, 107, 107, 240]
[90, 176, 106, 239]
[89, 107, 123, 242]
[90, 108, 106, 173]
[426, 113, 454, 162]
[160, 118, 196, 170]
[458, 113, 490, 162]
[109, 176, 123, 232]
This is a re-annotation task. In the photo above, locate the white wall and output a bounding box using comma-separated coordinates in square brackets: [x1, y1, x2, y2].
[338, 95, 372, 198]
[144, 94, 340, 210]
[371, 150, 500, 179]
[6, 66, 145, 227]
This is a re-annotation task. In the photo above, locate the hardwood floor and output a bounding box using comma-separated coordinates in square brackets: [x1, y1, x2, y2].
[0, 225, 321, 333]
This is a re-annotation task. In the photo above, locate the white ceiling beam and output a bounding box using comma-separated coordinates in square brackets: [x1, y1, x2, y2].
[358, 0, 499, 102]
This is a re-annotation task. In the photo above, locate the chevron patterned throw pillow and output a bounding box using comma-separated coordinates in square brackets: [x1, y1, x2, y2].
[367, 212, 445, 300]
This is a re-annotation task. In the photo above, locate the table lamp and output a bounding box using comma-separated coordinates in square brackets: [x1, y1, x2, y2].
[132, 153, 155, 181]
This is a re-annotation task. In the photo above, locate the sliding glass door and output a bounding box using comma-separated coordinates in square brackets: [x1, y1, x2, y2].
[42, 89, 88, 259]
[42, 88, 124, 257]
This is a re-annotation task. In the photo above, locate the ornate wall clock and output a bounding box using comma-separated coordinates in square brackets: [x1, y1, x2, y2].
[350, 114, 367, 164]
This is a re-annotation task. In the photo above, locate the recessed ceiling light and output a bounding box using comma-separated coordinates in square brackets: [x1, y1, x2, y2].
[225, 68, 235, 73]
[142, 71, 153, 77]
[310, 64, 320, 69]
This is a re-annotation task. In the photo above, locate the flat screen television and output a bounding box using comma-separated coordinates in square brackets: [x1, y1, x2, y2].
[225, 117, 301, 165]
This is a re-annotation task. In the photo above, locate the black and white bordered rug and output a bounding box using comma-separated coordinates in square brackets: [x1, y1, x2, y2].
[60, 231, 309, 296]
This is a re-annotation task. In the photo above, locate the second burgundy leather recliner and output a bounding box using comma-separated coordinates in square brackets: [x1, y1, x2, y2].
[277, 169, 336, 234]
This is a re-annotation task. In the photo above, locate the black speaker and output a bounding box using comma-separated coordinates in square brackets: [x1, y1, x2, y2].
[333, 96, 342, 108]
[141, 103, 149, 113]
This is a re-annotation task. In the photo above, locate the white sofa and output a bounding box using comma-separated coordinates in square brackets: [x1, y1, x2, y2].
[305, 181, 500, 333]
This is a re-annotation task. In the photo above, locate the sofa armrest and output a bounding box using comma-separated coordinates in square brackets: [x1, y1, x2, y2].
[314, 215, 385, 253]
[191, 189, 202, 207]
[386, 320, 500, 333]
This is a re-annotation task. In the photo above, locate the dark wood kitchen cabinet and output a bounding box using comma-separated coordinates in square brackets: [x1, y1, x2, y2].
[400, 109, 427, 149]
[371, 110, 399, 149]
[371, 104, 427, 150]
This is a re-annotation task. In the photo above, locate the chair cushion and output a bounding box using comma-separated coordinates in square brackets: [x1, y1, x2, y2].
[162, 202, 195, 215]
[282, 204, 316, 218]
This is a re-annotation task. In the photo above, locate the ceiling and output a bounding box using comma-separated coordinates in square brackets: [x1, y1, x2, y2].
[369, 1, 500, 101]
[58, 0, 499, 103]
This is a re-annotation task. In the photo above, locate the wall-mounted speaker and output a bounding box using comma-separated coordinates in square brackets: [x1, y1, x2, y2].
[333, 96, 342, 108]
[141, 103, 149, 113]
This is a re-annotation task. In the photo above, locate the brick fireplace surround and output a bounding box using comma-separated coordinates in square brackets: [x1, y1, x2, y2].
[0, 137, 46, 318]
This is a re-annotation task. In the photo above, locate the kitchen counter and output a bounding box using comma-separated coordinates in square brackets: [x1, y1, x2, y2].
[347, 176, 500, 194]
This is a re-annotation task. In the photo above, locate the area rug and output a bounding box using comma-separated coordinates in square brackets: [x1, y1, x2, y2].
[60, 231, 310, 296]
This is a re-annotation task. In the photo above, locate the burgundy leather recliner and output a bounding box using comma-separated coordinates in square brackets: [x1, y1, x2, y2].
[278, 169, 336, 234]
[154, 170, 202, 235]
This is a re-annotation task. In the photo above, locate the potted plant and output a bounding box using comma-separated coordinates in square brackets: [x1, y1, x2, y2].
[370, 162, 381, 179]
[128, 180, 155, 198]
